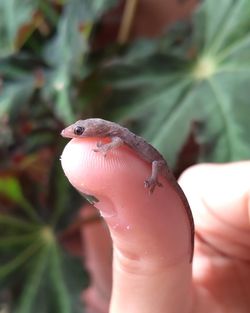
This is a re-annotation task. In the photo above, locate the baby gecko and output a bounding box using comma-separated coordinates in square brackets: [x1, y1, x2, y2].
[61, 118, 194, 262]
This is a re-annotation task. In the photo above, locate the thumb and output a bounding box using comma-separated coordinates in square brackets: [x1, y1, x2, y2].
[61, 137, 193, 313]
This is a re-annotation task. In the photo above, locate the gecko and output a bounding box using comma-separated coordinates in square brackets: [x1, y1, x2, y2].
[61, 118, 194, 262]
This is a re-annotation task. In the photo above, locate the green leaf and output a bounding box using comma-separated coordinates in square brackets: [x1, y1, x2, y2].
[195, 0, 250, 55]
[14, 246, 50, 313]
[44, 152, 82, 230]
[49, 158, 73, 227]
[47, 245, 88, 313]
[0, 77, 35, 116]
[0, 0, 39, 57]
[0, 242, 43, 279]
[106, 0, 250, 167]
[42, 0, 118, 123]
[1, 226, 87, 313]
[0, 233, 39, 248]
[0, 215, 39, 231]
[17, 244, 86, 313]
[48, 244, 72, 313]
[0, 177, 39, 221]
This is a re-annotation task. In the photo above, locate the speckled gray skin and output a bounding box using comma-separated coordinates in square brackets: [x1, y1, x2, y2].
[61, 118, 194, 262]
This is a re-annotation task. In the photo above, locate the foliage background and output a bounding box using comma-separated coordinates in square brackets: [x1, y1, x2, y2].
[0, 0, 250, 312]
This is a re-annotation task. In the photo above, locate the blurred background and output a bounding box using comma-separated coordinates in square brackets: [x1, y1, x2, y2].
[0, 0, 250, 312]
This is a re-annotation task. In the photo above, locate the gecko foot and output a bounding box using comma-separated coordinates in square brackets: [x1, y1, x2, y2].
[96, 141, 103, 148]
[93, 137, 123, 157]
[93, 142, 109, 157]
[144, 177, 163, 193]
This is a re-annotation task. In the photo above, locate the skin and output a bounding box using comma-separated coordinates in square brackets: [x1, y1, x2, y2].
[61, 135, 194, 313]
[61, 118, 194, 262]
[60, 136, 250, 313]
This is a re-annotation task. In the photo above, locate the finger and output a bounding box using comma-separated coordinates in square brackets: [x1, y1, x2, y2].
[179, 162, 250, 260]
[61, 138, 193, 313]
[80, 204, 112, 313]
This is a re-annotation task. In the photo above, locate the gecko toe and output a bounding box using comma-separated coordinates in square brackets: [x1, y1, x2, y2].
[96, 141, 103, 148]
[157, 181, 163, 187]
[144, 177, 162, 193]
[93, 147, 107, 157]
[144, 179, 156, 192]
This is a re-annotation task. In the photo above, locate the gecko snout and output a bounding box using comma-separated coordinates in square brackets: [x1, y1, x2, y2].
[61, 127, 73, 138]
[61, 129, 67, 137]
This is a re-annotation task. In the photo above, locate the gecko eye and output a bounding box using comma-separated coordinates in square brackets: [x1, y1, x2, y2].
[74, 126, 85, 136]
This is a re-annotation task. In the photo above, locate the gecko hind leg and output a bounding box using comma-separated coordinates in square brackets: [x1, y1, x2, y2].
[93, 136, 123, 156]
[144, 160, 164, 193]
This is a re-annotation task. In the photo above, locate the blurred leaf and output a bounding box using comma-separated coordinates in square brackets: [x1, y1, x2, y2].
[106, 0, 250, 167]
[49, 157, 73, 227]
[0, 0, 39, 57]
[0, 233, 38, 248]
[48, 243, 72, 313]
[0, 76, 35, 116]
[6, 0, 250, 311]
[0, 215, 40, 243]
[0, 0, 115, 311]
[0, 242, 42, 279]
[0, 222, 87, 313]
[0, 177, 39, 221]
[43, 0, 118, 123]
[14, 246, 50, 313]
[194, 0, 250, 54]
[77, 0, 118, 19]
[13, 238, 87, 313]
[25, 132, 55, 151]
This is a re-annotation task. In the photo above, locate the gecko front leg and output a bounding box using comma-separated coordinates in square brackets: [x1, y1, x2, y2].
[144, 160, 164, 193]
[93, 136, 123, 156]
[94, 137, 164, 194]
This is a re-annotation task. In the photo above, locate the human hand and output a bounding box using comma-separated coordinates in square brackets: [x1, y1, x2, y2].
[61, 137, 250, 313]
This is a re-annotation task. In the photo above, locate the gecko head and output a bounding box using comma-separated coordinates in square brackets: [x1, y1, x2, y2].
[61, 118, 111, 139]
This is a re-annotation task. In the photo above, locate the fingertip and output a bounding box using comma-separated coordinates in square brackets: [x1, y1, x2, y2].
[61, 137, 194, 312]
[61, 136, 152, 203]
[61, 138, 192, 264]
